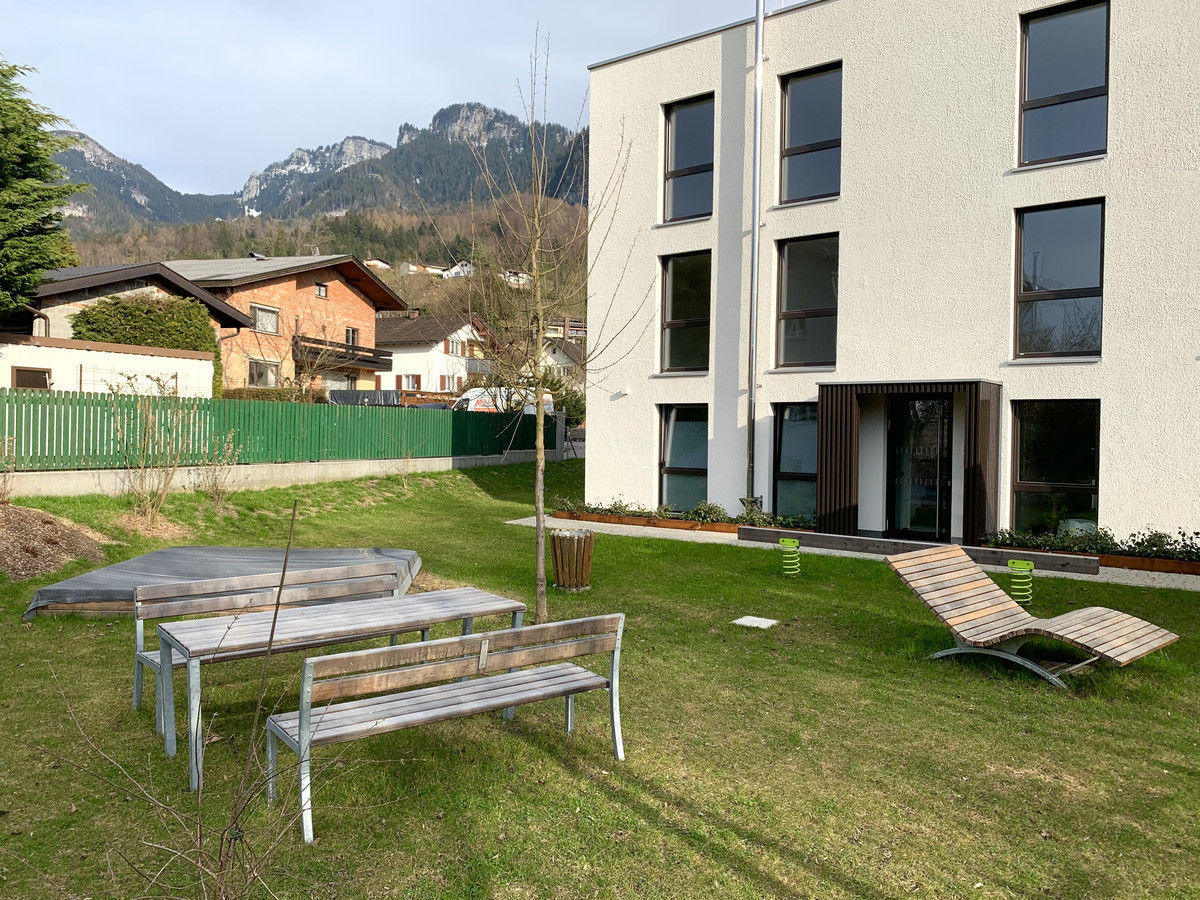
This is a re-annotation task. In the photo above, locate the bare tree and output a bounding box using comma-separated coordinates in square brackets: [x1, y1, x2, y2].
[464, 33, 646, 623]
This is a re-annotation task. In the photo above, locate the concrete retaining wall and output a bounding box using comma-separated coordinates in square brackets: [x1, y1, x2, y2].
[11, 449, 557, 498]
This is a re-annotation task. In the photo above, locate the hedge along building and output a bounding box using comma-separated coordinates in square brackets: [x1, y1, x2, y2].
[585, 0, 1200, 544]
[164, 256, 406, 392]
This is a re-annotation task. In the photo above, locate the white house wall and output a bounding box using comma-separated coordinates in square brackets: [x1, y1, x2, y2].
[378, 323, 479, 394]
[586, 0, 1200, 537]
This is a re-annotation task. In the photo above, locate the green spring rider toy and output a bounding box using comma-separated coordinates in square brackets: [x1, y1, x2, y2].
[779, 538, 801, 575]
[1007, 559, 1034, 604]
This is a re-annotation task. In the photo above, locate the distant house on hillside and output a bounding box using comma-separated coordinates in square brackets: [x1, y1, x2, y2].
[374, 310, 489, 397]
[364, 257, 392, 270]
[398, 259, 476, 280]
[541, 337, 586, 388]
[165, 255, 405, 391]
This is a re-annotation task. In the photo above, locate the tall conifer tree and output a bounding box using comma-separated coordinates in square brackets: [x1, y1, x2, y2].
[0, 61, 86, 316]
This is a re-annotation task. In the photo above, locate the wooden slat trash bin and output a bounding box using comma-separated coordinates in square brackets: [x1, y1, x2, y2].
[551, 529, 595, 592]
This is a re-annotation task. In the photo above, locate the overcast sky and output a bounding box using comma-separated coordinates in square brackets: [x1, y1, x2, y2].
[2, 1, 795, 195]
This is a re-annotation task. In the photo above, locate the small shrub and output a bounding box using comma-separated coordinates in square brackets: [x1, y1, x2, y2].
[684, 501, 733, 524]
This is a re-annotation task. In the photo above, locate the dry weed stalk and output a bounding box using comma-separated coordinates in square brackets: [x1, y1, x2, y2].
[194, 429, 240, 514]
[0, 435, 16, 505]
[107, 374, 196, 523]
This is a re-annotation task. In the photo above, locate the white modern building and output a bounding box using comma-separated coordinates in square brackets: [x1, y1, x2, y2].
[586, 0, 1200, 545]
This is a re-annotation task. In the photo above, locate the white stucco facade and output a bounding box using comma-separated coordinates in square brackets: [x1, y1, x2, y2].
[586, 0, 1200, 541]
[377, 322, 482, 395]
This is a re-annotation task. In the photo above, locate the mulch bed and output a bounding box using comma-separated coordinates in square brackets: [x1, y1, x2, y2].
[0, 504, 109, 581]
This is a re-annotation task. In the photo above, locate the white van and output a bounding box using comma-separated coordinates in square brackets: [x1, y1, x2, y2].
[452, 387, 554, 415]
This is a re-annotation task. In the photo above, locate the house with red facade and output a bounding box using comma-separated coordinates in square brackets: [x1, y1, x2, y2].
[165, 255, 405, 390]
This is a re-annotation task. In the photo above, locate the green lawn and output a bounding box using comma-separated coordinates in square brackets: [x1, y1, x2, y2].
[1, 459, 1197, 898]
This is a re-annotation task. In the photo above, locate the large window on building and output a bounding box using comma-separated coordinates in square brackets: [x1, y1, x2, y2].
[662, 251, 711, 372]
[1021, 1, 1108, 166]
[250, 304, 279, 335]
[781, 63, 842, 203]
[12, 367, 51, 390]
[1012, 400, 1099, 535]
[248, 359, 279, 388]
[774, 403, 818, 520]
[664, 95, 714, 222]
[1016, 200, 1103, 357]
[778, 234, 838, 366]
[660, 405, 708, 511]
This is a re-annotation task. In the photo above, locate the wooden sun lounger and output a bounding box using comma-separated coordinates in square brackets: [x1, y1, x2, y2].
[886, 545, 1179, 688]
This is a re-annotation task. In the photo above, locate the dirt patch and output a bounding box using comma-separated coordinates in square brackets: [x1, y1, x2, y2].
[113, 512, 193, 542]
[410, 571, 466, 593]
[0, 505, 111, 581]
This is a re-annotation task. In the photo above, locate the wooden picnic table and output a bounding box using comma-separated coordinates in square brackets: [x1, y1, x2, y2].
[157, 587, 525, 790]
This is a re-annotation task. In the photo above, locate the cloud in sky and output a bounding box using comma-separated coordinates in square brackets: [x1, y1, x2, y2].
[2, 0, 790, 194]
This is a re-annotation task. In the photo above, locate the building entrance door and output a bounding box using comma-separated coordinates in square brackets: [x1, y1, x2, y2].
[886, 395, 952, 542]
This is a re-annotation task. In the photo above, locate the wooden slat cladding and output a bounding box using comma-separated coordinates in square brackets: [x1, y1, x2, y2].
[815, 383, 859, 535]
[816, 381, 1001, 544]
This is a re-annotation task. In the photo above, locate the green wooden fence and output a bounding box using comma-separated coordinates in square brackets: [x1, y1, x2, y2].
[0, 389, 556, 472]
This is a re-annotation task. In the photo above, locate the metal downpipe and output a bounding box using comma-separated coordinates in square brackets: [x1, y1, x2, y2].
[744, 0, 766, 508]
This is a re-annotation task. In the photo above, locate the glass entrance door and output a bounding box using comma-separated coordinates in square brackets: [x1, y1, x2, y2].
[886, 395, 952, 542]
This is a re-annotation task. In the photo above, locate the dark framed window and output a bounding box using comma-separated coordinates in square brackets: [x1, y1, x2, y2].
[664, 95, 714, 222]
[778, 234, 838, 366]
[774, 403, 818, 520]
[1016, 199, 1103, 357]
[248, 359, 279, 388]
[662, 251, 711, 372]
[345, 326, 360, 346]
[12, 367, 51, 390]
[315, 282, 328, 299]
[781, 63, 842, 203]
[660, 404, 708, 511]
[1012, 400, 1099, 535]
[1020, 1, 1109, 166]
[250, 304, 279, 335]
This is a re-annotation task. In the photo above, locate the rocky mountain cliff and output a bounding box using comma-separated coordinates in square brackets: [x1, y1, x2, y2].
[55, 102, 586, 234]
[240, 135, 392, 212]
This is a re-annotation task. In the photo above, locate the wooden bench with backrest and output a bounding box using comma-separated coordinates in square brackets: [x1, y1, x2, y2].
[886, 545, 1179, 688]
[134, 562, 405, 733]
[266, 613, 626, 843]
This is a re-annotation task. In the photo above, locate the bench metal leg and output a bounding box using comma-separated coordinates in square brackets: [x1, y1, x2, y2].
[160, 643, 177, 758]
[609, 686, 625, 761]
[420, 628, 430, 642]
[133, 657, 144, 710]
[187, 657, 203, 791]
[503, 610, 524, 721]
[265, 730, 278, 804]
[154, 669, 165, 735]
[565, 694, 575, 734]
[929, 642, 1070, 690]
[299, 746, 314, 844]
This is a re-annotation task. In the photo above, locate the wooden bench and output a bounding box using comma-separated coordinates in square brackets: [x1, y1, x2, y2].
[266, 613, 626, 843]
[134, 562, 405, 735]
[886, 545, 1180, 688]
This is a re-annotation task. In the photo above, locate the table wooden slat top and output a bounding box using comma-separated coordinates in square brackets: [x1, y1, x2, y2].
[158, 587, 525, 658]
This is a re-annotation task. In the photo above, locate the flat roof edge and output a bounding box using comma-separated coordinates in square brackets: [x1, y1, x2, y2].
[587, 1, 831, 72]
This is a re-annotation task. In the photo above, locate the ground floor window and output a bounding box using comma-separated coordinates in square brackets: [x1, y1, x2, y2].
[399, 374, 419, 391]
[774, 403, 818, 519]
[248, 359, 279, 388]
[1012, 399, 1099, 535]
[660, 404, 707, 511]
[12, 367, 51, 390]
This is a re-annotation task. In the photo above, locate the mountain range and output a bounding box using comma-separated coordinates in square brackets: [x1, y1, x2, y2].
[55, 103, 586, 233]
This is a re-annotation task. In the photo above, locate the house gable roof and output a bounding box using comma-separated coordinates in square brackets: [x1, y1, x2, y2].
[35, 263, 253, 328]
[164, 255, 406, 311]
[546, 337, 585, 366]
[375, 312, 477, 346]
